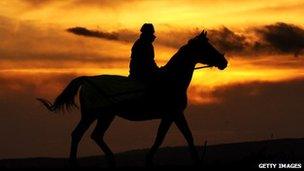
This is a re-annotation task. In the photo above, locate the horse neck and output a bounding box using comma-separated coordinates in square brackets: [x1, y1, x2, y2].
[163, 46, 196, 91]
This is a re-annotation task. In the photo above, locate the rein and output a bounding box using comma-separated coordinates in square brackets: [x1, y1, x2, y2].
[194, 65, 213, 70]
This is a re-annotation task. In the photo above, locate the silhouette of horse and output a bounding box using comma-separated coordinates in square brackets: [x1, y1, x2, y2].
[37, 31, 227, 167]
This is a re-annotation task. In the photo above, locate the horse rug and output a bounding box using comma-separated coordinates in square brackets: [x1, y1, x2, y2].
[81, 75, 147, 109]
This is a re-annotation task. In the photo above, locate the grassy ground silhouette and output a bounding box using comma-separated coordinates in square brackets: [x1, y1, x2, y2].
[0, 138, 303, 169]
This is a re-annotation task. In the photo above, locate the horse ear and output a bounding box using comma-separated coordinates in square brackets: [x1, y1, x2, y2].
[198, 31, 207, 41]
[200, 30, 207, 37]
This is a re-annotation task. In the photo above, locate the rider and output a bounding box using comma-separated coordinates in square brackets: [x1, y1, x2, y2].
[129, 23, 159, 83]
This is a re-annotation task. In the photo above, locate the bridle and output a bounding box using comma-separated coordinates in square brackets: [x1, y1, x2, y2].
[194, 65, 213, 70]
[194, 52, 225, 70]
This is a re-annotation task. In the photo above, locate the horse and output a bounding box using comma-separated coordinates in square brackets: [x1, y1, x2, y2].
[37, 30, 228, 167]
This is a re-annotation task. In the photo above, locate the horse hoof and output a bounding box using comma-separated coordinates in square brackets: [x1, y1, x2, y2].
[68, 159, 79, 168]
[145, 159, 155, 168]
[106, 157, 116, 168]
[108, 162, 116, 168]
[193, 160, 203, 168]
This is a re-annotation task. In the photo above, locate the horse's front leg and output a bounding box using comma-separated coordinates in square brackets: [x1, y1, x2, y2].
[174, 113, 200, 165]
[146, 118, 173, 167]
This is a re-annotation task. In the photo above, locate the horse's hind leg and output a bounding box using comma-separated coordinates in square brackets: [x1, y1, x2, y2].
[91, 115, 115, 167]
[69, 115, 95, 164]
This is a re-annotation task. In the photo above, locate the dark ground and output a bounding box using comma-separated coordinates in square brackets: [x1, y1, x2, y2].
[0, 138, 303, 169]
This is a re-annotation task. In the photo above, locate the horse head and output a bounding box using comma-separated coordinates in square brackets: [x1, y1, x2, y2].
[187, 30, 228, 70]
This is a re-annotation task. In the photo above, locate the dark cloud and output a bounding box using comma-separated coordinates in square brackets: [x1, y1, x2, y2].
[66, 27, 141, 44]
[66, 26, 190, 48]
[255, 22, 304, 57]
[156, 29, 200, 48]
[66, 27, 119, 40]
[66, 27, 142, 44]
[66, 23, 304, 57]
[66, 26, 198, 49]
[206, 23, 304, 57]
[208, 27, 249, 53]
[202, 23, 304, 57]
[205, 23, 304, 57]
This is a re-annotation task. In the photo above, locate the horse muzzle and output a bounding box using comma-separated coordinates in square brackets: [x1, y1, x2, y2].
[217, 61, 228, 70]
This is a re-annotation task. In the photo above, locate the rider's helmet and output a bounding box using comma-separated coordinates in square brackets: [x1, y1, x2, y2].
[140, 23, 155, 34]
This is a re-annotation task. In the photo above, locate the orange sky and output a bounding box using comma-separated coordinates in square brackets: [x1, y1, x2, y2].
[2, 0, 304, 28]
[1, 0, 304, 97]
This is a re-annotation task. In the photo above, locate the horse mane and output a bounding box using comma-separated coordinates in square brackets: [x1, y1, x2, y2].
[163, 44, 189, 71]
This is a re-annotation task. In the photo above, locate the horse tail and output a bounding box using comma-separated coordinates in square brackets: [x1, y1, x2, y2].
[37, 76, 87, 113]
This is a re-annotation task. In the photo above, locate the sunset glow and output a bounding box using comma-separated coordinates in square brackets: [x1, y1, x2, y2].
[1, 1, 304, 92]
